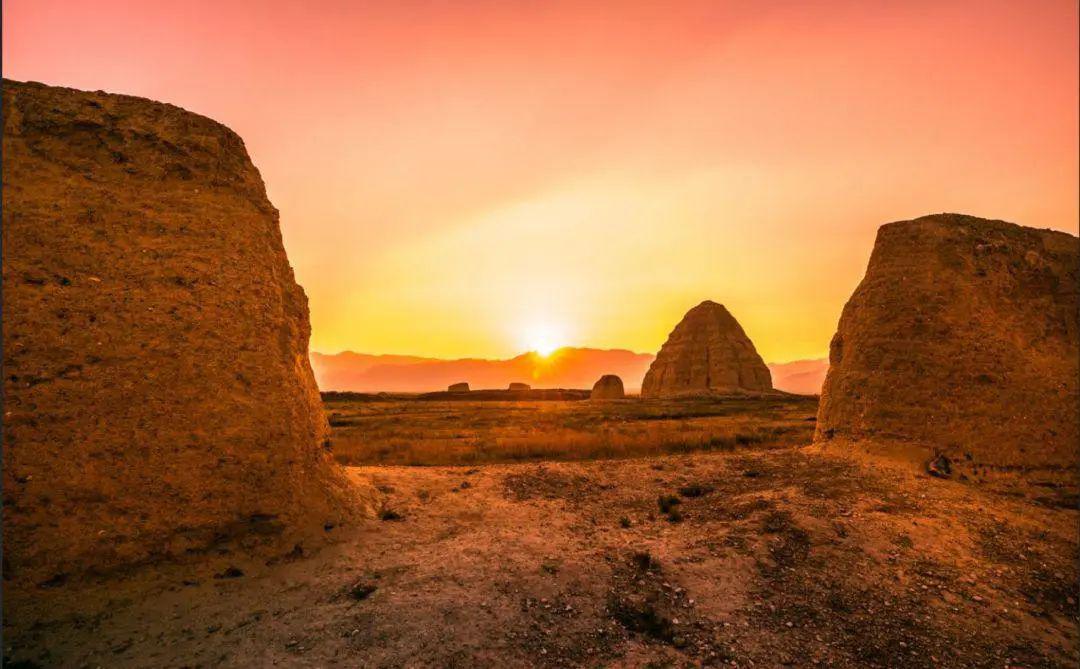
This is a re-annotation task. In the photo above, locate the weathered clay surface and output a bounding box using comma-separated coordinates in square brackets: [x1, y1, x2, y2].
[590, 375, 625, 399]
[816, 213, 1079, 477]
[1, 80, 372, 585]
[641, 301, 772, 398]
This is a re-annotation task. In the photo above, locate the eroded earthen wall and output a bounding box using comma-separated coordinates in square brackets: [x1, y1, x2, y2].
[816, 213, 1079, 477]
[2, 80, 371, 585]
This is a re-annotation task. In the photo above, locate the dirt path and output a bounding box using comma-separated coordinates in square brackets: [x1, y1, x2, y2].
[5, 447, 1077, 668]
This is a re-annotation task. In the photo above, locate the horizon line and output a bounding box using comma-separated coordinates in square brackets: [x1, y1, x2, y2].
[310, 347, 830, 365]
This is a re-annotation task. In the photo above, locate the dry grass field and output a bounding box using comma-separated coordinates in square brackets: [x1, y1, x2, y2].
[323, 395, 820, 466]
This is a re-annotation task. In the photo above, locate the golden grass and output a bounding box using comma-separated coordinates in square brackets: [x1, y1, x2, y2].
[324, 396, 818, 466]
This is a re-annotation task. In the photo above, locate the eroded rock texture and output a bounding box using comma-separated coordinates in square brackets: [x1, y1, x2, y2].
[2, 80, 370, 585]
[641, 301, 772, 398]
[590, 374, 625, 399]
[816, 213, 1079, 477]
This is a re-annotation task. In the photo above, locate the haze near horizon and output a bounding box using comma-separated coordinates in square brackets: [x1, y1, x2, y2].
[4, 0, 1077, 362]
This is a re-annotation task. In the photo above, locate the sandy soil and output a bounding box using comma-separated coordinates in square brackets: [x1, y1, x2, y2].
[5, 445, 1076, 668]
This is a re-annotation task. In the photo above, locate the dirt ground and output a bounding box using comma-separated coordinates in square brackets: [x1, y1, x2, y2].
[5, 440, 1077, 668]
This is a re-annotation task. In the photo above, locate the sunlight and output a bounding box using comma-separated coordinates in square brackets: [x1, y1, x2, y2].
[521, 321, 566, 357]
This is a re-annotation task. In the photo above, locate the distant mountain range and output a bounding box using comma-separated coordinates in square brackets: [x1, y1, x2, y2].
[311, 348, 829, 395]
[766, 358, 830, 396]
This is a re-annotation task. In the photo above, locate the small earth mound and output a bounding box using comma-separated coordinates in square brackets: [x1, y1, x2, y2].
[447, 382, 470, 393]
[590, 374, 625, 399]
[508, 382, 532, 391]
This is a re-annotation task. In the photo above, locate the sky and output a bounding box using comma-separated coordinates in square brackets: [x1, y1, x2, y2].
[4, 0, 1078, 362]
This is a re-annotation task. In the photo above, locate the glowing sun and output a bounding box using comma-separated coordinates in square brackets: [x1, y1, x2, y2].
[521, 321, 567, 357]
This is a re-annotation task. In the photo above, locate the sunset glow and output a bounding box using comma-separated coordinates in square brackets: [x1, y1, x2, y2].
[522, 321, 568, 358]
[4, 4, 1079, 661]
[4, 0, 1077, 361]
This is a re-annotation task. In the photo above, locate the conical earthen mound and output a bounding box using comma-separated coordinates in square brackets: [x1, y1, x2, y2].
[641, 301, 772, 398]
[815, 213, 1079, 479]
[2, 80, 375, 586]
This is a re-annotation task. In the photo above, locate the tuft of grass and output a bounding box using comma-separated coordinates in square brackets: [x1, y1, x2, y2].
[631, 551, 659, 571]
[657, 494, 681, 514]
[609, 597, 675, 643]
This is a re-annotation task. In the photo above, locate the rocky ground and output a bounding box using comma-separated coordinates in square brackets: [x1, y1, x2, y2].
[5, 444, 1077, 668]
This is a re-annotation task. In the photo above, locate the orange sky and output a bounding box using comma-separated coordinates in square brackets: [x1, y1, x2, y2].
[4, 0, 1078, 362]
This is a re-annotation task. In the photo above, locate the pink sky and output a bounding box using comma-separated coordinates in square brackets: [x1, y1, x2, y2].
[4, 0, 1078, 361]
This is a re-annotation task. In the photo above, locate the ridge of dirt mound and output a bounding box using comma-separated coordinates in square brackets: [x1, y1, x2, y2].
[642, 301, 772, 398]
[816, 213, 1079, 480]
[1, 79, 375, 586]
